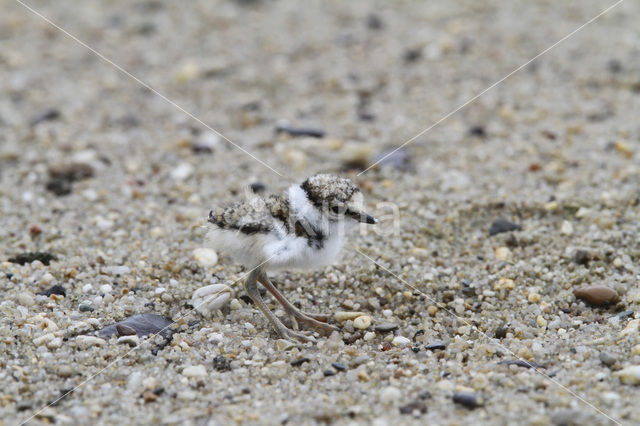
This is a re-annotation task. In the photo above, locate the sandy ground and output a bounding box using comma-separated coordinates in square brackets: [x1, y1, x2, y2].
[2, 0, 640, 425]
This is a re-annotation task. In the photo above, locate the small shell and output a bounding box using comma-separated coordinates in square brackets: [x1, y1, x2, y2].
[574, 286, 620, 306]
[192, 284, 232, 317]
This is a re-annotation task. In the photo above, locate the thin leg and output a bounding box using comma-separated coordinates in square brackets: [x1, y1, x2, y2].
[244, 269, 315, 343]
[258, 272, 340, 333]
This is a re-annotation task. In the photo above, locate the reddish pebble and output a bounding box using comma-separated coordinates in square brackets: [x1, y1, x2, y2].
[574, 286, 620, 306]
[380, 341, 391, 351]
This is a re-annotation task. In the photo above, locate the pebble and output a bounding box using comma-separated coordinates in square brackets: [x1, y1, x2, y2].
[8, 251, 57, 265]
[56, 365, 74, 378]
[494, 246, 512, 261]
[191, 284, 232, 316]
[76, 335, 106, 349]
[399, 400, 428, 415]
[573, 250, 593, 265]
[353, 315, 372, 330]
[372, 147, 411, 171]
[170, 162, 194, 181]
[574, 286, 620, 306]
[599, 352, 617, 367]
[33, 333, 55, 346]
[182, 365, 207, 378]
[276, 339, 296, 351]
[363, 331, 375, 342]
[489, 219, 521, 236]
[380, 386, 402, 404]
[452, 391, 481, 409]
[16, 293, 35, 307]
[331, 362, 346, 371]
[193, 248, 218, 268]
[425, 341, 446, 351]
[116, 324, 138, 336]
[107, 265, 130, 275]
[373, 322, 398, 332]
[560, 220, 574, 236]
[392, 336, 411, 347]
[615, 365, 640, 385]
[37, 285, 66, 297]
[98, 314, 173, 339]
[275, 122, 325, 138]
[334, 311, 366, 322]
[117, 335, 140, 347]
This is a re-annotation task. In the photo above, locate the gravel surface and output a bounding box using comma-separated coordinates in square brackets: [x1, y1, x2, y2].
[2, 1, 640, 425]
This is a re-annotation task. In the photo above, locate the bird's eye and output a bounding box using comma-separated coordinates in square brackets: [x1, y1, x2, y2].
[331, 205, 341, 214]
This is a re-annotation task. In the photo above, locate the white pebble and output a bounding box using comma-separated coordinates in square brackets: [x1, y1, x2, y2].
[171, 162, 194, 181]
[334, 311, 366, 322]
[108, 265, 130, 275]
[363, 331, 376, 342]
[118, 335, 140, 347]
[382, 309, 393, 318]
[33, 333, 55, 346]
[276, 339, 295, 351]
[99, 284, 112, 294]
[353, 315, 372, 330]
[380, 386, 402, 404]
[392, 336, 411, 347]
[560, 220, 574, 236]
[16, 293, 34, 307]
[191, 284, 232, 317]
[193, 248, 218, 268]
[47, 337, 63, 349]
[82, 284, 93, 293]
[76, 335, 106, 349]
[182, 365, 207, 378]
[615, 365, 640, 385]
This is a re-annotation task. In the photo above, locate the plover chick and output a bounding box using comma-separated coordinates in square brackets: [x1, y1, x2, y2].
[207, 174, 376, 342]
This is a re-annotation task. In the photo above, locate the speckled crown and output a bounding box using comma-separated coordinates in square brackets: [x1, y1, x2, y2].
[300, 174, 360, 207]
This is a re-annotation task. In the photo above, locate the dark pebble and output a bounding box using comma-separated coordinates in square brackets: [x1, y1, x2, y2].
[468, 125, 486, 137]
[404, 47, 422, 63]
[6, 273, 14, 279]
[573, 249, 593, 266]
[79, 305, 94, 312]
[46, 178, 72, 196]
[8, 251, 57, 266]
[489, 218, 522, 236]
[275, 124, 325, 138]
[494, 324, 508, 339]
[366, 14, 383, 30]
[599, 352, 617, 367]
[116, 324, 138, 336]
[323, 369, 336, 377]
[607, 59, 622, 73]
[37, 285, 66, 297]
[498, 359, 545, 369]
[48, 162, 94, 182]
[213, 355, 232, 372]
[399, 400, 428, 415]
[249, 182, 266, 193]
[30, 109, 60, 126]
[374, 322, 399, 333]
[425, 341, 446, 351]
[452, 391, 480, 409]
[98, 314, 173, 339]
[290, 357, 310, 367]
[331, 362, 346, 371]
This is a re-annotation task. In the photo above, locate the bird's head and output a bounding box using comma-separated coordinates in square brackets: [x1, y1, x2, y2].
[300, 174, 376, 224]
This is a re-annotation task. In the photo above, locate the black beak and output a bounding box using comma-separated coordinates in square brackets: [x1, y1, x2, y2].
[356, 211, 377, 224]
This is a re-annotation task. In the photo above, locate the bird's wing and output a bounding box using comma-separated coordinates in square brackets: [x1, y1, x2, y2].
[208, 197, 276, 235]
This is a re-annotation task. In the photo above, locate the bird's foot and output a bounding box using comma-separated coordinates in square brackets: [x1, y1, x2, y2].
[277, 325, 317, 343]
[289, 311, 340, 333]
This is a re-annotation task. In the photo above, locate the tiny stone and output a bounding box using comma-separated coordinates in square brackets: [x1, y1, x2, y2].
[323, 369, 336, 377]
[494, 246, 512, 261]
[331, 362, 346, 371]
[334, 311, 366, 322]
[116, 324, 137, 336]
[170, 162, 194, 181]
[374, 322, 399, 332]
[392, 336, 411, 347]
[79, 304, 94, 312]
[380, 386, 402, 404]
[276, 339, 296, 351]
[117, 335, 140, 347]
[249, 182, 266, 193]
[213, 355, 232, 372]
[353, 315, 372, 330]
[599, 352, 617, 367]
[560, 220, 574, 236]
[615, 365, 640, 385]
[489, 219, 522, 236]
[574, 286, 620, 306]
[363, 331, 375, 342]
[182, 365, 207, 378]
[37, 285, 66, 297]
[399, 400, 428, 415]
[76, 335, 106, 349]
[192, 284, 232, 316]
[452, 391, 480, 409]
[193, 248, 218, 268]
[143, 391, 158, 403]
[290, 357, 310, 367]
[425, 341, 446, 351]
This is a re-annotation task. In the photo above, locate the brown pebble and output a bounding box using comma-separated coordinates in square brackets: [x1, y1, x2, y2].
[142, 391, 158, 403]
[380, 341, 391, 351]
[574, 286, 620, 306]
[116, 324, 138, 336]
